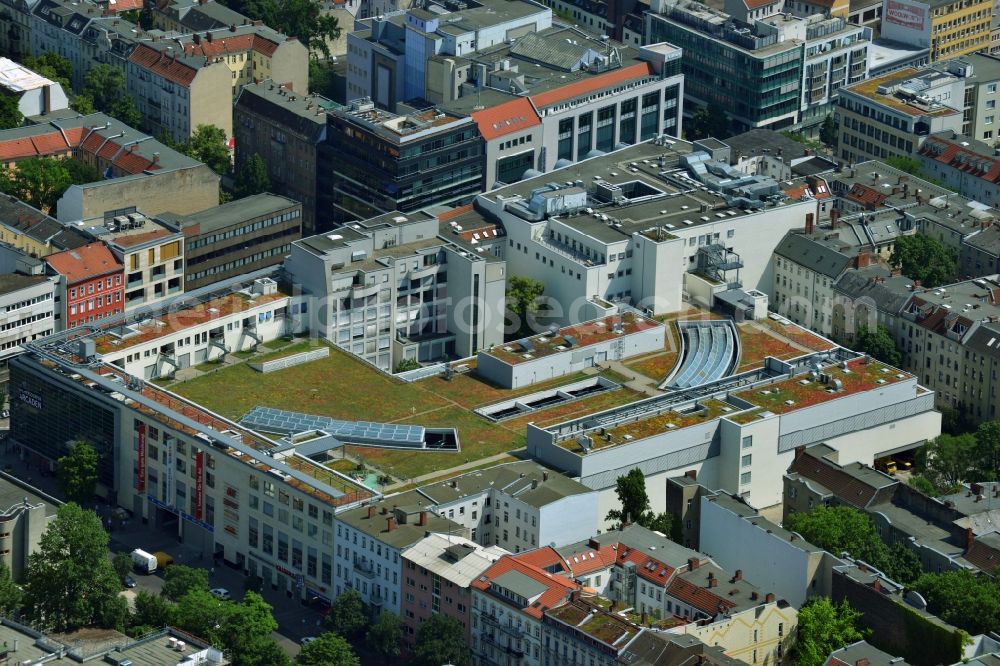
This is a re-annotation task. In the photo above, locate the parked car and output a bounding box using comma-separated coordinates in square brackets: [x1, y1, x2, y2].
[123, 575, 137, 588]
[300, 637, 317, 646]
[209, 588, 231, 600]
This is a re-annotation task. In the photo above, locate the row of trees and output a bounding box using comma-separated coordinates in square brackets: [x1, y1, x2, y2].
[910, 420, 1000, 494]
[784, 505, 923, 584]
[888, 233, 957, 289]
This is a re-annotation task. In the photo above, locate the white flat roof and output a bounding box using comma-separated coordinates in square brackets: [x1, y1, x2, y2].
[0, 57, 57, 93]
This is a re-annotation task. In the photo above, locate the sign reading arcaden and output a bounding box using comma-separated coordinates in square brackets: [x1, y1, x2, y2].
[18, 388, 42, 410]
[884, 0, 927, 30]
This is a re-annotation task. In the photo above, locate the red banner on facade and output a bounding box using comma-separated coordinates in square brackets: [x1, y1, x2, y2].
[137, 424, 146, 492]
[195, 451, 204, 521]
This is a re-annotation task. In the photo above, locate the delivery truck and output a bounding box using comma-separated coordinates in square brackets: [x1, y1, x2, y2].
[131, 549, 157, 574]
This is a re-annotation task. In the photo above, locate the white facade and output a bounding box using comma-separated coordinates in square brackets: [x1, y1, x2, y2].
[0, 275, 56, 365]
[0, 57, 68, 116]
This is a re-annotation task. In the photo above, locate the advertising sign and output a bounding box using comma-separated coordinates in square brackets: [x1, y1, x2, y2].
[194, 451, 204, 521]
[885, 0, 927, 31]
[137, 423, 146, 493]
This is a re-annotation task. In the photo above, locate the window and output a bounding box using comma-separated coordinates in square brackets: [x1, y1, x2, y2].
[740, 471, 752, 485]
[741, 454, 752, 468]
[742, 435, 753, 449]
[989, 83, 998, 93]
[987, 115, 995, 125]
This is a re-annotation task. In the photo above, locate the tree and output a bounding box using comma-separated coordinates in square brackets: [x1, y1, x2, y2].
[919, 432, 976, 491]
[0, 96, 22, 130]
[234, 152, 270, 198]
[912, 569, 1000, 635]
[133, 590, 175, 628]
[174, 589, 234, 645]
[23, 53, 73, 88]
[366, 611, 402, 660]
[642, 511, 674, 536]
[974, 420, 1000, 481]
[793, 597, 866, 666]
[22, 503, 124, 631]
[0, 156, 72, 211]
[56, 440, 98, 506]
[63, 158, 100, 185]
[109, 96, 141, 129]
[889, 234, 956, 288]
[394, 358, 420, 373]
[819, 116, 837, 148]
[853, 325, 902, 367]
[412, 613, 469, 666]
[0, 562, 21, 617]
[606, 468, 650, 528]
[784, 506, 889, 568]
[83, 64, 127, 114]
[221, 592, 289, 666]
[326, 589, 367, 639]
[180, 124, 231, 175]
[505, 276, 545, 336]
[161, 564, 210, 601]
[686, 104, 729, 141]
[111, 551, 132, 581]
[230, 0, 341, 58]
[70, 94, 96, 115]
[297, 632, 360, 666]
[881, 542, 923, 585]
[885, 156, 923, 176]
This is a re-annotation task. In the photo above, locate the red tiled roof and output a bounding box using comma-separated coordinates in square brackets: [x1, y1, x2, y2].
[617, 546, 675, 586]
[179, 33, 280, 58]
[105, 0, 144, 12]
[471, 97, 540, 141]
[847, 183, 889, 208]
[46, 242, 123, 284]
[531, 62, 653, 109]
[919, 137, 1000, 185]
[438, 204, 474, 222]
[666, 576, 735, 616]
[113, 148, 160, 173]
[520, 544, 617, 578]
[128, 44, 200, 87]
[473, 555, 579, 619]
[965, 537, 1000, 575]
[744, 0, 779, 8]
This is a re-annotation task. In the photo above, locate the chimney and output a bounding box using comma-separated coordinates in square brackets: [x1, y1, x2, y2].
[794, 445, 806, 461]
[688, 557, 700, 570]
[976, 494, 984, 503]
[707, 573, 717, 588]
[733, 569, 742, 581]
[207, 32, 213, 42]
[971, 482, 983, 495]
[830, 208, 840, 229]
[856, 251, 871, 269]
[805, 212, 815, 235]
[229, 23, 237, 31]
[570, 589, 581, 602]
[42, 84, 51, 115]
[193, 33, 201, 44]
[967, 527, 975, 550]
[873, 578, 882, 592]
[684, 469, 697, 480]
[152, 152, 160, 165]
[386, 517, 396, 531]
[857, 659, 869, 666]
[750, 591, 759, 600]
[765, 593, 775, 603]
[531, 479, 538, 490]
[872, 172, 879, 184]
[451, 480, 458, 489]
[367, 505, 376, 519]
[891, 186, 900, 196]
[381, 506, 388, 515]
[418, 510, 427, 526]
[543, 470, 549, 481]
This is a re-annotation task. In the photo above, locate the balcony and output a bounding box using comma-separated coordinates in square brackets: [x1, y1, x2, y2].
[352, 558, 375, 579]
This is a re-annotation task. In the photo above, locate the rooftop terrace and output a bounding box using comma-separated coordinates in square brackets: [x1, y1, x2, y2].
[844, 68, 963, 118]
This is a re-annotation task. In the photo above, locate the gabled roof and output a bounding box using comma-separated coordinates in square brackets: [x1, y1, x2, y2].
[846, 183, 889, 208]
[46, 242, 122, 283]
[774, 232, 857, 280]
[788, 445, 897, 509]
[965, 532, 1000, 575]
[473, 554, 579, 619]
[665, 574, 735, 616]
[127, 44, 201, 86]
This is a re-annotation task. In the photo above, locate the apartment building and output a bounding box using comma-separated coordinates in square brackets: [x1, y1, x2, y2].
[832, 267, 914, 343]
[159, 194, 303, 291]
[126, 42, 233, 144]
[75, 212, 185, 311]
[0, 196, 89, 257]
[835, 67, 964, 163]
[474, 138, 816, 320]
[44, 242, 123, 329]
[0, 113, 219, 220]
[333, 492, 465, 615]
[0, 273, 57, 368]
[878, 0, 991, 62]
[400, 534, 506, 651]
[647, 0, 871, 135]
[284, 209, 506, 369]
[471, 553, 581, 665]
[320, 101, 484, 225]
[918, 132, 1000, 205]
[149, 0, 252, 33]
[0, 0, 39, 60]
[416, 461, 600, 553]
[234, 81, 335, 236]
[0, 478, 56, 581]
[346, 0, 552, 110]
[961, 223, 1000, 277]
